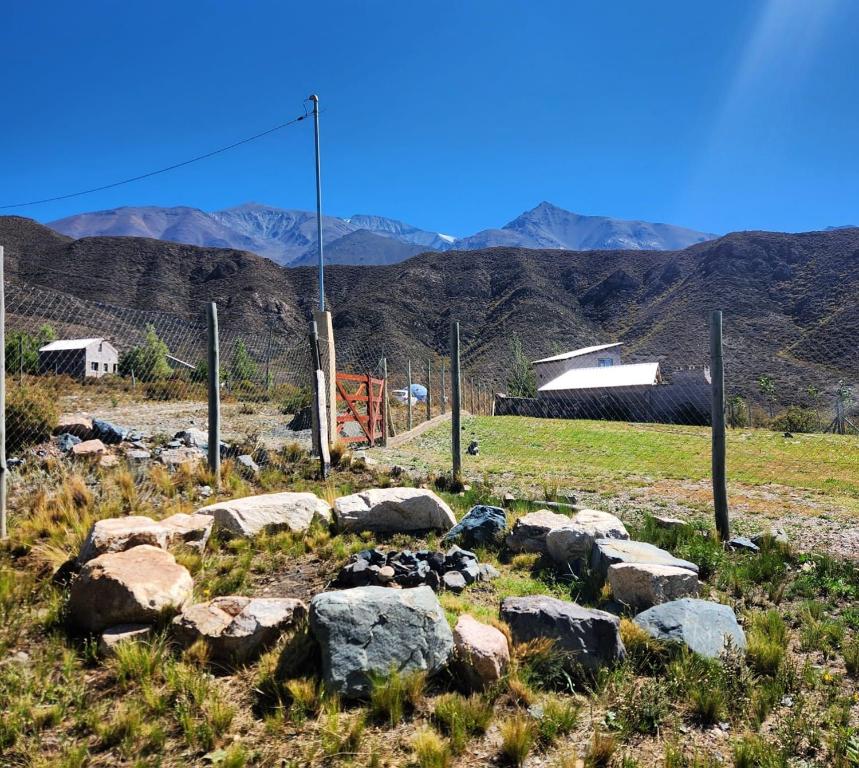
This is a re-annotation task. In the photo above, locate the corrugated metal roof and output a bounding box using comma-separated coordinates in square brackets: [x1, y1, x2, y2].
[39, 338, 103, 352]
[533, 342, 623, 365]
[538, 362, 660, 392]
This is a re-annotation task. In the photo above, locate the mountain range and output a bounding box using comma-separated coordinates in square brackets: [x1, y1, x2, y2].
[48, 202, 717, 266]
[4, 215, 857, 401]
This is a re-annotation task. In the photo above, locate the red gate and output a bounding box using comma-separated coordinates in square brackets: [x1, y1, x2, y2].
[335, 373, 385, 445]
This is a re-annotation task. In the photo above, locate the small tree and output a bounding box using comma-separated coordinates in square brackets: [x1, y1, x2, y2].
[119, 324, 172, 381]
[806, 384, 821, 428]
[727, 394, 748, 428]
[5, 324, 56, 375]
[230, 339, 258, 384]
[507, 334, 536, 398]
[757, 375, 777, 418]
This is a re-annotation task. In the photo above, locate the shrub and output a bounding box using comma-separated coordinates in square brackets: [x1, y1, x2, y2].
[844, 636, 859, 677]
[690, 685, 725, 725]
[412, 727, 452, 768]
[515, 637, 585, 692]
[771, 406, 819, 433]
[536, 696, 579, 745]
[499, 714, 534, 767]
[617, 678, 669, 735]
[369, 668, 426, 726]
[584, 730, 616, 768]
[6, 383, 58, 452]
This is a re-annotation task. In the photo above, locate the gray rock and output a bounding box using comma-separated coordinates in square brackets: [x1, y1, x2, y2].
[333, 487, 456, 533]
[175, 428, 209, 449]
[590, 539, 699, 583]
[126, 448, 151, 462]
[607, 563, 698, 610]
[443, 571, 467, 593]
[172, 596, 306, 664]
[443, 505, 507, 548]
[478, 563, 501, 581]
[751, 527, 789, 546]
[546, 509, 629, 564]
[98, 624, 152, 657]
[92, 419, 127, 445]
[505, 510, 572, 553]
[197, 491, 332, 536]
[56, 433, 82, 452]
[500, 595, 625, 671]
[159, 446, 206, 468]
[309, 585, 453, 697]
[237, 454, 260, 477]
[727, 536, 760, 553]
[652, 515, 688, 529]
[633, 598, 746, 658]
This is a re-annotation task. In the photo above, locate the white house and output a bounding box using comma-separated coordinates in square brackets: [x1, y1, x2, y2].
[38, 338, 119, 379]
[532, 342, 625, 390]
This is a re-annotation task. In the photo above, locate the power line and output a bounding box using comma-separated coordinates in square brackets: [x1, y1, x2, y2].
[0, 112, 310, 210]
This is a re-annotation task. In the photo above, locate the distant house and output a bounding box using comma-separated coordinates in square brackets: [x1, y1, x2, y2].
[496, 341, 711, 424]
[38, 338, 119, 379]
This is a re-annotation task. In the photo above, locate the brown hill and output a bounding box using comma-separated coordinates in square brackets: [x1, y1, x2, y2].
[1, 215, 856, 399]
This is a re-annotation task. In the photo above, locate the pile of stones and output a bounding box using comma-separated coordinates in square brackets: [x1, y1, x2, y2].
[335, 545, 499, 593]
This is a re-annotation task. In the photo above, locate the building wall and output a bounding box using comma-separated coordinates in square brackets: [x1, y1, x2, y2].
[84, 341, 119, 378]
[39, 350, 87, 379]
[534, 348, 623, 389]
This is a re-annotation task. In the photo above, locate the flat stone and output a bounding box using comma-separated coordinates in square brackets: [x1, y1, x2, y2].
[608, 563, 698, 610]
[159, 446, 205, 468]
[237, 454, 260, 476]
[727, 536, 760, 553]
[442, 571, 467, 593]
[500, 595, 625, 671]
[634, 598, 746, 659]
[98, 624, 152, 657]
[546, 509, 629, 563]
[161, 513, 214, 551]
[505, 510, 573, 553]
[126, 449, 151, 462]
[54, 415, 93, 440]
[197, 491, 332, 536]
[752, 527, 789, 546]
[175, 428, 209, 449]
[308, 585, 453, 698]
[453, 614, 510, 691]
[68, 545, 193, 633]
[652, 515, 688, 529]
[333, 487, 456, 533]
[78, 516, 171, 563]
[172, 596, 306, 664]
[590, 539, 699, 583]
[443, 505, 507, 548]
[72, 439, 107, 457]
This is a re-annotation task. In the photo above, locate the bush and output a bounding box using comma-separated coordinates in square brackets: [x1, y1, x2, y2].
[433, 693, 493, 753]
[499, 714, 534, 767]
[6, 383, 59, 452]
[771, 406, 819, 433]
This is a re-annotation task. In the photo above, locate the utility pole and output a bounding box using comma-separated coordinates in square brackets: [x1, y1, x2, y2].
[310, 94, 325, 312]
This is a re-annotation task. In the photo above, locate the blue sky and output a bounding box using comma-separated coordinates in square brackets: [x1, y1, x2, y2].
[3, 0, 857, 236]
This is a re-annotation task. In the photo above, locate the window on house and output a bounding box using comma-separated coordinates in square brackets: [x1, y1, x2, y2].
[90, 361, 98, 372]
[103, 362, 109, 372]
[113, 363, 118, 372]
[597, 358, 614, 367]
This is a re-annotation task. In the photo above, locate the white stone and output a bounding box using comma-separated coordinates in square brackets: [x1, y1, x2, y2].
[546, 509, 629, 563]
[161, 513, 214, 551]
[98, 624, 152, 657]
[197, 491, 332, 536]
[505, 509, 572, 553]
[333, 487, 456, 533]
[78, 516, 171, 563]
[608, 563, 699, 609]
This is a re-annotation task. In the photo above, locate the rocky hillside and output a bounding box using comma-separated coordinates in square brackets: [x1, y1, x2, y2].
[2, 216, 857, 396]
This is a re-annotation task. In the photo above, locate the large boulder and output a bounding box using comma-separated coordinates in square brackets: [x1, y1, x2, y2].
[634, 598, 746, 659]
[443, 505, 507, 548]
[68, 546, 193, 633]
[452, 614, 510, 691]
[590, 539, 699, 583]
[505, 510, 572, 553]
[54, 415, 93, 440]
[197, 491, 332, 537]
[78, 516, 171, 563]
[546, 510, 629, 564]
[308, 585, 453, 697]
[333, 488, 456, 533]
[172, 596, 306, 664]
[500, 595, 625, 671]
[608, 563, 698, 610]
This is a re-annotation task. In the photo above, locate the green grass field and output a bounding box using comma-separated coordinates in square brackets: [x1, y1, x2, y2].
[383, 416, 859, 523]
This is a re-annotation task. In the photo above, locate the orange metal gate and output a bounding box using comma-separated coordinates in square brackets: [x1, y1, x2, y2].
[335, 372, 385, 445]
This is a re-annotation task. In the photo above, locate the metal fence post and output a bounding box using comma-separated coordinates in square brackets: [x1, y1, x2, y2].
[450, 321, 462, 480]
[206, 302, 221, 486]
[441, 362, 446, 415]
[407, 359, 413, 431]
[309, 321, 331, 477]
[0, 246, 6, 539]
[426, 359, 432, 422]
[710, 310, 730, 541]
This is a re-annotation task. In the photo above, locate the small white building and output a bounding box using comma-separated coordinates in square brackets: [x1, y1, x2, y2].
[39, 338, 119, 379]
[532, 342, 625, 390]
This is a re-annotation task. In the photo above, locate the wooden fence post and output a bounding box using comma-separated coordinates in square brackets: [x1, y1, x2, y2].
[0, 246, 6, 540]
[407, 360, 413, 432]
[426, 359, 432, 422]
[309, 321, 331, 477]
[206, 303, 221, 486]
[450, 322, 462, 480]
[381, 356, 389, 447]
[710, 310, 730, 541]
